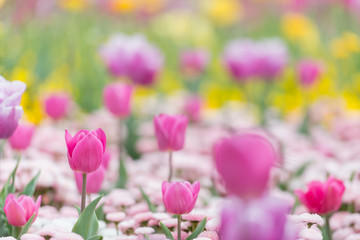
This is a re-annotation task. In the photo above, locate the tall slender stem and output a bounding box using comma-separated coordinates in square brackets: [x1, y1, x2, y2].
[325, 214, 332, 240]
[168, 151, 173, 182]
[81, 173, 87, 213]
[119, 119, 124, 161]
[177, 215, 181, 240]
[0, 139, 5, 160]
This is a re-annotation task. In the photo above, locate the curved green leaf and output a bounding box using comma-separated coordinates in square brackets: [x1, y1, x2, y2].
[160, 222, 174, 240]
[21, 171, 40, 196]
[186, 217, 207, 240]
[18, 214, 36, 239]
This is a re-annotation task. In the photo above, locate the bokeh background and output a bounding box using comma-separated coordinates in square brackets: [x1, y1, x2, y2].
[1, 0, 360, 125]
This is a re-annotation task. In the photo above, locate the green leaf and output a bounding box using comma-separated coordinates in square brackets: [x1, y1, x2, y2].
[160, 222, 174, 240]
[115, 159, 127, 189]
[294, 161, 311, 177]
[72, 195, 103, 239]
[95, 204, 105, 221]
[21, 171, 40, 196]
[0, 157, 21, 205]
[124, 115, 142, 160]
[186, 218, 207, 240]
[87, 235, 103, 240]
[139, 187, 156, 213]
[18, 214, 36, 239]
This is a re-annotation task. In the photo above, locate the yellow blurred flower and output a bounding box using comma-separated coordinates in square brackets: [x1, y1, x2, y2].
[109, 0, 137, 13]
[330, 32, 360, 59]
[281, 13, 319, 53]
[137, 0, 165, 14]
[199, 0, 242, 26]
[22, 93, 44, 125]
[152, 11, 215, 48]
[0, 0, 5, 9]
[58, 0, 87, 11]
[39, 66, 72, 93]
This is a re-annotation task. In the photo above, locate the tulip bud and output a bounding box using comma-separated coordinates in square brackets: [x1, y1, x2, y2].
[65, 128, 106, 173]
[44, 93, 70, 120]
[162, 181, 200, 215]
[8, 123, 35, 151]
[4, 194, 41, 227]
[295, 177, 345, 215]
[153, 114, 188, 152]
[103, 83, 133, 118]
[0, 76, 26, 139]
[74, 166, 105, 194]
[214, 133, 277, 200]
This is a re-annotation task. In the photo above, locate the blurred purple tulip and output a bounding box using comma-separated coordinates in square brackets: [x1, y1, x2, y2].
[220, 196, 297, 240]
[99, 34, 164, 86]
[297, 60, 323, 88]
[0, 76, 26, 139]
[180, 49, 209, 78]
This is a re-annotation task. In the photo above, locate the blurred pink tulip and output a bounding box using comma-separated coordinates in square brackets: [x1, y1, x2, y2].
[183, 96, 202, 123]
[295, 177, 345, 215]
[0, 76, 26, 139]
[180, 49, 209, 78]
[74, 166, 105, 194]
[153, 114, 188, 151]
[44, 93, 70, 120]
[297, 60, 322, 88]
[162, 181, 200, 215]
[65, 128, 106, 173]
[214, 133, 277, 200]
[103, 82, 133, 118]
[8, 123, 35, 151]
[101, 150, 112, 169]
[4, 194, 41, 227]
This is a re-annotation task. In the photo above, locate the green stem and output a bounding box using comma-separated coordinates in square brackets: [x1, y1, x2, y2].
[115, 223, 119, 236]
[0, 139, 5, 160]
[81, 173, 87, 213]
[168, 151, 173, 182]
[177, 215, 181, 240]
[12, 226, 22, 239]
[325, 214, 332, 240]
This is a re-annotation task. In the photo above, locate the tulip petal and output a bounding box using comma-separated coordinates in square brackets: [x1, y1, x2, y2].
[4, 198, 27, 227]
[94, 128, 107, 153]
[164, 182, 193, 215]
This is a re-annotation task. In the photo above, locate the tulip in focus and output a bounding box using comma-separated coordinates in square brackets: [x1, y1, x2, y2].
[44, 93, 70, 120]
[295, 177, 345, 215]
[214, 133, 277, 200]
[75, 165, 106, 194]
[65, 128, 106, 173]
[8, 123, 35, 151]
[0, 76, 26, 139]
[4, 194, 41, 227]
[103, 82, 133, 118]
[162, 181, 200, 215]
[297, 60, 322, 88]
[180, 49, 209, 78]
[162, 181, 200, 240]
[220, 196, 297, 240]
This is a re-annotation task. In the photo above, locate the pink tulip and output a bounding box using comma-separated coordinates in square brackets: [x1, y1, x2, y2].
[297, 60, 322, 88]
[4, 194, 41, 227]
[101, 150, 112, 169]
[180, 49, 209, 78]
[214, 133, 277, 200]
[103, 82, 133, 118]
[153, 114, 188, 151]
[183, 96, 202, 123]
[74, 166, 105, 194]
[0, 76, 26, 139]
[44, 93, 70, 120]
[162, 181, 200, 215]
[65, 128, 106, 173]
[8, 123, 35, 151]
[295, 177, 345, 215]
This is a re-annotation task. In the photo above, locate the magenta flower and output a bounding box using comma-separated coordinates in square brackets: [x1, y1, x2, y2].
[65, 128, 106, 173]
[297, 60, 322, 88]
[295, 177, 345, 215]
[99, 34, 163, 86]
[4, 194, 41, 227]
[153, 114, 188, 151]
[180, 49, 209, 78]
[44, 93, 70, 120]
[0, 76, 26, 139]
[222, 38, 288, 81]
[214, 133, 277, 200]
[183, 96, 202, 123]
[162, 181, 200, 215]
[8, 123, 35, 151]
[103, 82, 133, 118]
[74, 165, 105, 194]
[220, 196, 297, 240]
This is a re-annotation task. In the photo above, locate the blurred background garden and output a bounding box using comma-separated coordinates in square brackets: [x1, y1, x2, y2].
[1, 0, 360, 125]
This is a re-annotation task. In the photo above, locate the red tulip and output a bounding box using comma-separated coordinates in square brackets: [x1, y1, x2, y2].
[295, 177, 345, 215]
